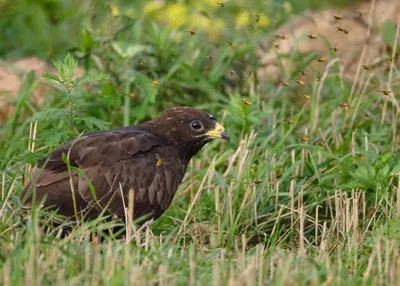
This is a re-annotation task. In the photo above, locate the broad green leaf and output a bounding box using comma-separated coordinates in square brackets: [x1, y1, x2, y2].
[111, 41, 147, 58]
[76, 73, 110, 86]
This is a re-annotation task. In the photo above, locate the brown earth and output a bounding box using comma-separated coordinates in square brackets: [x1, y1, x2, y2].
[257, 0, 400, 82]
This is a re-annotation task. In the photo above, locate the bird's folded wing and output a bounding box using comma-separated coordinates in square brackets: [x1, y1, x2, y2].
[21, 128, 184, 219]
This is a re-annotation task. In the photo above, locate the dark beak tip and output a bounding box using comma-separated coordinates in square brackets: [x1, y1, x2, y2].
[221, 130, 230, 142]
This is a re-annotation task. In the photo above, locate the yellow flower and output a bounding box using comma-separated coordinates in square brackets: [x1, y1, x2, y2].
[257, 14, 270, 27]
[283, 2, 293, 14]
[165, 4, 187, 28]
[236, 11, 249, 29]
[208, 19, 225, 39]
[189, 14, 212, 30]
[110, 4, 120, 17]
[144, 2, 164, 15]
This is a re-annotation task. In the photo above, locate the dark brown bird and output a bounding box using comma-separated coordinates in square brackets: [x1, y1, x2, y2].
[20, 107, 229, 224]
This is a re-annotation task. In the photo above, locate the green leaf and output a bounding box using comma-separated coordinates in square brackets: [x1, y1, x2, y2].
[382, 20, 397, 49]
[42, 73, 61, 83]
[78, 116, 109, 130]
[111, 41, 147, 58]
[76, 73, 110, 86]
[30, 108, 70, 122]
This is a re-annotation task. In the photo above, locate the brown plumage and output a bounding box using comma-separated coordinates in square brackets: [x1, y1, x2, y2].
[20, 107, 229, 224]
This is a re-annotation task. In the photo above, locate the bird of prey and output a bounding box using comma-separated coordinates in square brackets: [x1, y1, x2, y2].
[20, 107, 229, 224]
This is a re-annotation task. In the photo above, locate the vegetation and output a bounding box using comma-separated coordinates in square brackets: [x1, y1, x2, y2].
[1, 0, 400, 285]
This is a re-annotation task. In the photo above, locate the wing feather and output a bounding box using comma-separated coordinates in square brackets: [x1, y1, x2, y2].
[21, 127, 186, 223]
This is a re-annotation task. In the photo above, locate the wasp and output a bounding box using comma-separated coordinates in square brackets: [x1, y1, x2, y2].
[303, 94, 311, 100]
[299, 71, 306, 76]
[298, 136, 309, 142]
[275, 34, 290, 40]
[151, 79, 159, 88]
[227, 70, 235, 76]
[339, 102, 350, 111]
[315, 76, 322, 82]
[242, 100, 252, 106]
[361, 64, 375, 71]
[355, 154, 366, 161]
[332, 15, 343, 20]
[316, 57, 327, 63]
[383, 66, 390, 72]
[387, 58, 394, 65]
[156, 159, 163, 166]
[244, 77, 259, 82]
[140, 60, 146, 66]
[274, 44, 280, 51]
[376, 90, 392, 96]
[188, 30, 196, 35]
[217, 2, 231, 7]
[296, 79, 304, 85]
[281, 82, 290, 87]
[207, 55, 213, 60]
[316, 140, 326, 147]
[336, 26, 349, 34]
[353, 11, 364, 18]
[362, 112, 369, 118]
[330, 46, 338, 52]
[308, 34, 318, 39]
[254, 179, 263, 184]
[226, 41, 235, 48]
[256, 15, 261, 22]
[284, 119, 294, 124]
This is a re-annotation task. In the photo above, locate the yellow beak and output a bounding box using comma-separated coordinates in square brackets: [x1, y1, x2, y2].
[205, 123, 230, 142]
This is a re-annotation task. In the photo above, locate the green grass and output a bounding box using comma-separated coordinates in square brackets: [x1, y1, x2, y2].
[1, 0, 400, 285]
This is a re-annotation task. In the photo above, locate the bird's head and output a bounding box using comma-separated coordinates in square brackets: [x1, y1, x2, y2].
[151, 106, 229, 159]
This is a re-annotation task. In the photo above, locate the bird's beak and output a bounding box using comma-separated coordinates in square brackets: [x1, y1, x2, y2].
[205, 123, 230, 142]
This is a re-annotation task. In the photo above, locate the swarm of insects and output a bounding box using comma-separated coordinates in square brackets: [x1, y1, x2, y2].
[308, 34, 318, 39]
[387, 58, 394, 65]
[140, 60, 146, 66]
[298, 136, 309, 142]
[254, 179, 263, 184]
[362, 64, 377, 71]
[316, 140, 326, 147]
[355, 154, 366, 160]
[275, 34, 290, 40]
[376, 90, 392, 96]
[339, 102, 350, 111]
[330, 46, 338, 52]
[255, 15, 261, 22]
[227, 70, 235, 76]
[362, 113, 370, 118]
[336, 26, 349, 34]
[316, 57, 327, 63]
[284, 119, 294, 124]
[217, 2, 231, 7]
[332, 15, 342, 20]
[151, 79, 158, 88]
[303, 94, 311, 100]
[207, 55, 213, 60]
[296, 79, 304, 85]
[315, 76, 322, 82]
[281, 82, 290, 87]
[299, 71, 306, 76]
[242, 100, 252, 106]
[188, 31, 196, 35]
[274, 44, 280, 50]
[226, 41, 235, 48]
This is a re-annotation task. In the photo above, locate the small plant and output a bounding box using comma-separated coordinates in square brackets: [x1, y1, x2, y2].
[35, 54, 110, 138]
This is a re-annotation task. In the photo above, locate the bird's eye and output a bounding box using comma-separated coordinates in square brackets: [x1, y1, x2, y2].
[191, 121, 203, 130]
